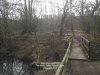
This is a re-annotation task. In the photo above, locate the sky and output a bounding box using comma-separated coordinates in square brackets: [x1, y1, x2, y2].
[33, 0, 95, 16]
[7, 0, 96, 17]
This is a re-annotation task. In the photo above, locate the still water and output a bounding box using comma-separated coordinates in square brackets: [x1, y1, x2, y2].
[0, 57, 34, 75]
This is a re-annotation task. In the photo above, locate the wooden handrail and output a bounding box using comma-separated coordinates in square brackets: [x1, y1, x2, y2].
[80, 36, 90, 50]
[55, 38, 72, 75]
[81, 36, 90, 43]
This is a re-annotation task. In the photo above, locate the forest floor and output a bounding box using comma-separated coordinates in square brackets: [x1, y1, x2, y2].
[1, 32, 66, 62]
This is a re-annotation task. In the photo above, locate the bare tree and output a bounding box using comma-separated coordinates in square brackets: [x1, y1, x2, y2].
[60, 0, 69, 39]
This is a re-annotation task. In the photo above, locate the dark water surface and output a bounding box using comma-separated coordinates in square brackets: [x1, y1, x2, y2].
[0, 56, 34, 75]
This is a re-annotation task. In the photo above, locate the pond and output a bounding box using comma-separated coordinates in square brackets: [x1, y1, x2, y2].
[0, 56, 34, 75]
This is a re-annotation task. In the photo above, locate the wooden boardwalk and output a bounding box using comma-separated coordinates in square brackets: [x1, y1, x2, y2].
[69, 38, 87, 60]
[68, 37, 100, 75]
[69, 60, 100, 75]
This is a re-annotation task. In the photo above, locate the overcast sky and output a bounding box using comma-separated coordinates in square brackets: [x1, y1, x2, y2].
[34, 0, 95, 15]
[8, 0, 96, 16]
[34, 0, 95, 16]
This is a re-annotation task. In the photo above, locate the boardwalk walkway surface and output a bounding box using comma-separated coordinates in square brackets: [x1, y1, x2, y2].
[70, 60, 100, 75]
[69, 38, 86, 60]
[68, 37, 100, 75]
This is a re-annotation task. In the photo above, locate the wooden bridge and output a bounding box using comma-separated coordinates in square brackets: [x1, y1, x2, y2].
[54, 34, 100, 75]
[33, 34, 100, 75]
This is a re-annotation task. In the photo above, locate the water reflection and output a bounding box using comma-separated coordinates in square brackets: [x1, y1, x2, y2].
[0, 57, 34, 75]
